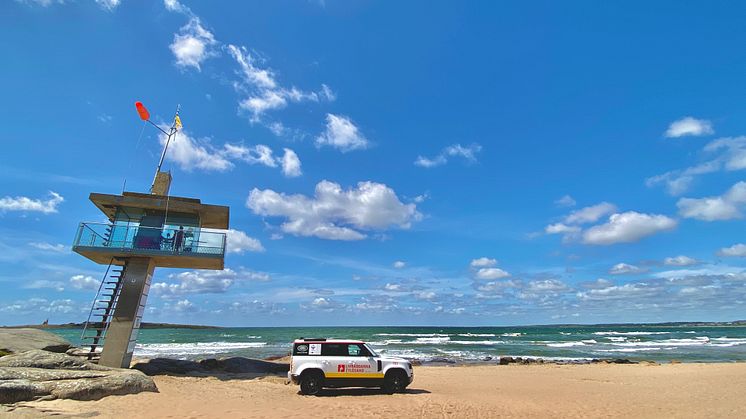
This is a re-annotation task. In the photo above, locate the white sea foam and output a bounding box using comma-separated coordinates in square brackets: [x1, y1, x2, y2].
[605, 337, 627, 342]
[709, 337, 746, 347]
[502, 355, 597, 362]
[134, 341, 267, 357]
[412, 337, 451, 344]
[711, 337, 746, 342]
[501, 333, 523, 337]
[546, 339, 598, 348]
[597, 347, 663, 353]
[436, 349, 490, 360]
[377, 348, 432, 360]
[450, 340, 505, 345]
[366, 339, 403, 346]
[457, 333, 497, 337]
[593, 331, 671, 336]
[607, 337, 711, 347]
[375, 333, 450, 337]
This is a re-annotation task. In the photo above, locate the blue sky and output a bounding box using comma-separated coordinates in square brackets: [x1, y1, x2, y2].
[1, 0, 746, 326]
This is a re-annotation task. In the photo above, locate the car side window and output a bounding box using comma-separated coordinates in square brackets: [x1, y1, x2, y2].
[321, 343, 346, 356]
[347, 344, 370, 357]
[347, 344, 361, 356]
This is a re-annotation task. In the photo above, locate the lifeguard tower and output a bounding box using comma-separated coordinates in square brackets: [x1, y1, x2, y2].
[72, 103, 230, 368]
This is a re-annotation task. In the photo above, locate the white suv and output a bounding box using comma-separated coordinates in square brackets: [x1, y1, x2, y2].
[288, 338, 414, 395]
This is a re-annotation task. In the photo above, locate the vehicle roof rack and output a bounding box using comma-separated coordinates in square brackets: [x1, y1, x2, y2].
[299, 337, 326, 341]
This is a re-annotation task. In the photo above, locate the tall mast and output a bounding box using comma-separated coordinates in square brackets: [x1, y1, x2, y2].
[150, 104, 180, 194]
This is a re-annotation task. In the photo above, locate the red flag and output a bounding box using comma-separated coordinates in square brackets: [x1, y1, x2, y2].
[135, 101, 150, 121]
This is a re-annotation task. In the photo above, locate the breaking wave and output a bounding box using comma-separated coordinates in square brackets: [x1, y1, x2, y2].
[135, 341, 267, 358]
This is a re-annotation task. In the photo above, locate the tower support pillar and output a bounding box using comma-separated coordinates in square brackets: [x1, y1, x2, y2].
[99, 257, 155, 368]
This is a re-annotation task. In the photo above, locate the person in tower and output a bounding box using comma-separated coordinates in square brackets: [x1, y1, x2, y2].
[174, 226, 185, 252]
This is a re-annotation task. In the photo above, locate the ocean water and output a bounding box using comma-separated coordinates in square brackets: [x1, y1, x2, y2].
[51, 325, 746, 364]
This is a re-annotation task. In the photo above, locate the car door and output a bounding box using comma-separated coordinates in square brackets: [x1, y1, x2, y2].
[343, 343, 380, 378]
[320, 343, 348, 378]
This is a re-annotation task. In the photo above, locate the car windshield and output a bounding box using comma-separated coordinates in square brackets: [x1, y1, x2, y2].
[364, 343, 379, 357]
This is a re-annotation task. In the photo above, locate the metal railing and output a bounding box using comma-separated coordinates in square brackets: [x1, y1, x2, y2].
[73, 222, 226, 257]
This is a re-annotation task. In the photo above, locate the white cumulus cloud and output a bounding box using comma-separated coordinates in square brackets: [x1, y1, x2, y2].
[544, 223, 581, 235]
[663, 255, 699, 266]
[28, 242, 67, 252]
[470, 257, 497, 268]
[646, 137, 746, 195]
[555, 195, 576, 207]
[564, 202, 617, 225]
[227, 45, 334, 125]
[717, 244, 746, 258]
[0, 191, 63, 214]
[152, 268, 270, 296]
[69, 275, 100, 290]
[280, 148, 302, 177]
[95, 0, 120, 11]
[474, 267, 511, 280]
[224, 229, 264, 253]
[246, 180, 421, 240]
[677, 181, 746, 221]
[609, 263, 647, 275]
[414, 143, 482, 168]
[162, 131, 301, 177]
[169, 18, 217, 71]
[665, 116, 714, 138]
[315, 114, 369, 152]
[163, 129, 233, 171]
[582, 211, 677, 245]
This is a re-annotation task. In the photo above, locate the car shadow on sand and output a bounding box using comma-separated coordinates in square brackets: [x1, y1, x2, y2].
[309, 388, 431, 397]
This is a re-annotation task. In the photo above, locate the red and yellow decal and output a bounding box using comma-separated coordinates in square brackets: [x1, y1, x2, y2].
[325, 363, 383, 379]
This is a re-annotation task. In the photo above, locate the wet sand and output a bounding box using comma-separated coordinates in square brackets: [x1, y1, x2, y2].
[11, 363, 746, 418]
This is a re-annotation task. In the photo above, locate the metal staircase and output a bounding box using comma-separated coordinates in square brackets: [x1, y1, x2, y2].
[80, 259, 127, 362]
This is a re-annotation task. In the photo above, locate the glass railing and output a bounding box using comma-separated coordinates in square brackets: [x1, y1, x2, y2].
[73, 222, 226, 257]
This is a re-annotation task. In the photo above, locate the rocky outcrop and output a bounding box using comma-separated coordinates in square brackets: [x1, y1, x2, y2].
[498, 356, 638, 365]
[0, 328, 72, 354]
[0, 350, 157, 403]
[0, 349, 105, 370]
[132, 357, 289, 376]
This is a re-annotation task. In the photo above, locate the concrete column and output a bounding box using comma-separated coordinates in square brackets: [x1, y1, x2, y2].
[99, 257, 155, 368]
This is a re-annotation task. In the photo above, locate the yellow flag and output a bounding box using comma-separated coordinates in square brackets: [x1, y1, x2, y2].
[174, 115, 182, 129]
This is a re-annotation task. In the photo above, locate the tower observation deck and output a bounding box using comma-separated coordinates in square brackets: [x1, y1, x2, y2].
[72, 103, 230, 368]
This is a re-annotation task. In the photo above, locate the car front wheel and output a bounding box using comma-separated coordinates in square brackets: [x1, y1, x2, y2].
[382, 370, 407, 394]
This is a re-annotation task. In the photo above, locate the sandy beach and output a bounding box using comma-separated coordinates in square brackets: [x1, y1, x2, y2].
[9, 362, 746, 418]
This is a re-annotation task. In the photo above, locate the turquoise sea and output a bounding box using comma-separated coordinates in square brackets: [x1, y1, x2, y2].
[52, 325, 746, 364]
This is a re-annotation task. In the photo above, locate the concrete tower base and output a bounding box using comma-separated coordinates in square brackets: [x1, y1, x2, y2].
[99, 258, 155, 368]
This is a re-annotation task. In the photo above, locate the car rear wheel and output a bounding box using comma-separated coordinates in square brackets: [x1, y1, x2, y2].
[382, 370, 407, 394]
[300, 371, 323, 396]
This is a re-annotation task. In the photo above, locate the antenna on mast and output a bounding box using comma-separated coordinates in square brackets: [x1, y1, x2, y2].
[134, 102, 182, 195]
